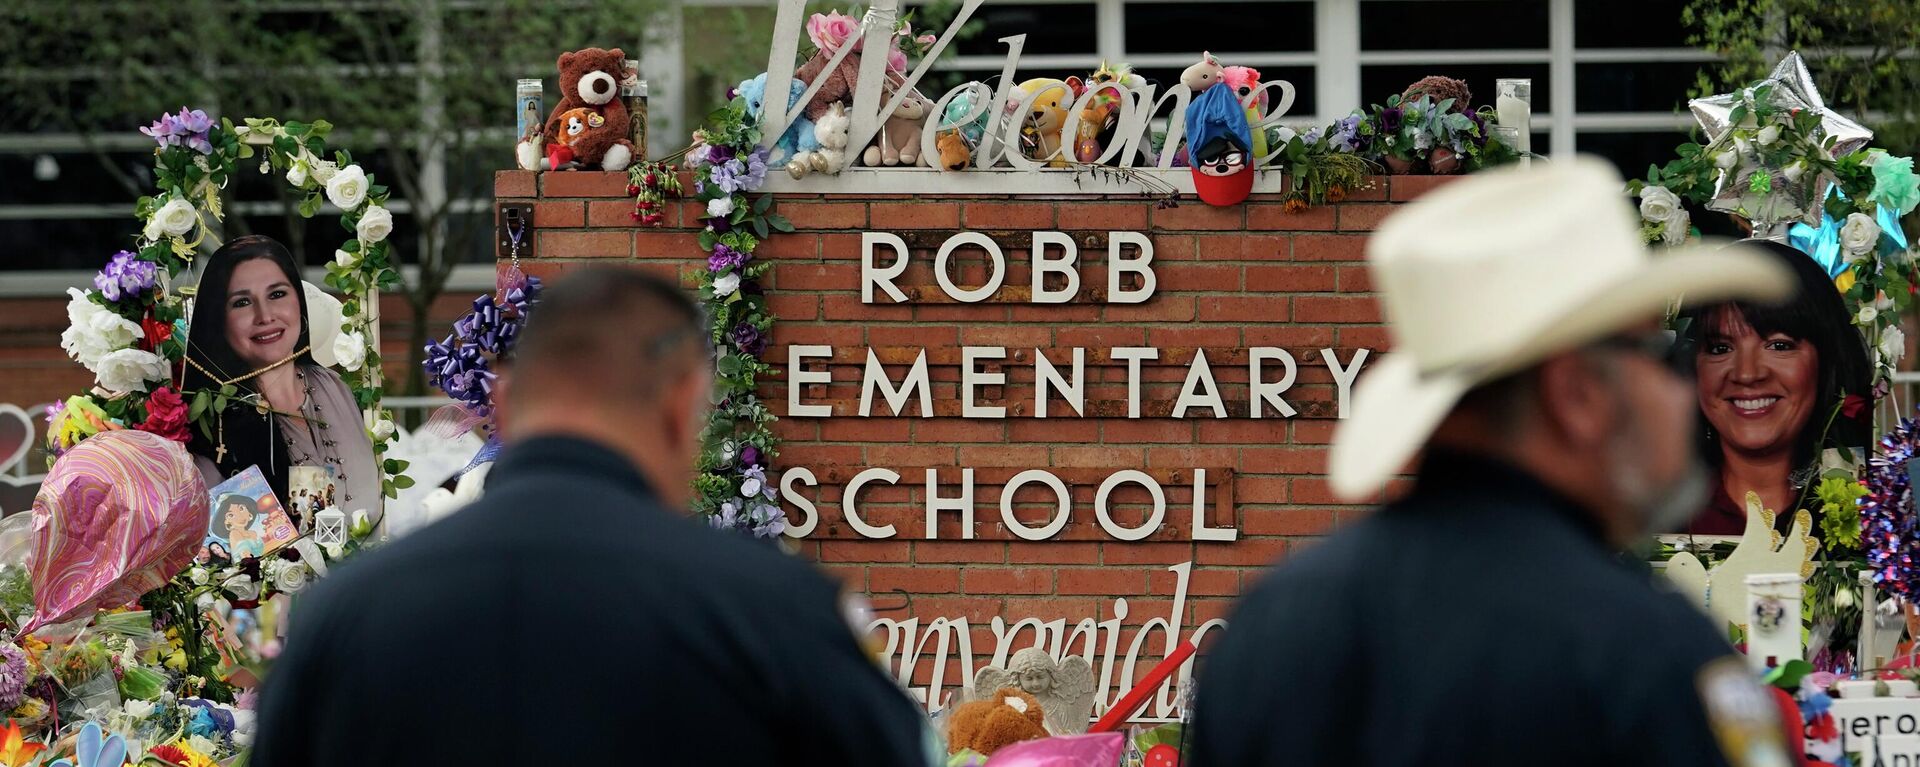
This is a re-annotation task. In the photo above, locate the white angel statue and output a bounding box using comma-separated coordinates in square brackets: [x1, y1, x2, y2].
[968, 647, 1097, 735]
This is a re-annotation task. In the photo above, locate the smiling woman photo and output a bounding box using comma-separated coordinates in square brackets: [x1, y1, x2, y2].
[182, 235, 378, 521]
[1680, 240, 1872, 535]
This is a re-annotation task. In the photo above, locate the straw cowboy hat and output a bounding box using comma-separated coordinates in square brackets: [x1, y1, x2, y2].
[1327, 157, 1795, 501]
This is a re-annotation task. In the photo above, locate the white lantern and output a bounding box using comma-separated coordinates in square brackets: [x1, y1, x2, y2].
[314, 508, 347, 546]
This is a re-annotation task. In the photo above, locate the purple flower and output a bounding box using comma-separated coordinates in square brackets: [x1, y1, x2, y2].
[140, 108, 215, 154]
[708, 243, 746, 273]
[1381, 107, 1404, 133]
[94, 250, 157, 302]
[730, 321, 766, 356]
[1465, 111, 1490, 147]
[141, 114, 182, 148]
[707, 144, 737, 165]
[708, 215, 732, 234]
[741, 445, 762, 467]
[45, 399, 65, 426]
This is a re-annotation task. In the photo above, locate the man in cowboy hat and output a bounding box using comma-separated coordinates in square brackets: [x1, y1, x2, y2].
[1190, 158, 1799, 766]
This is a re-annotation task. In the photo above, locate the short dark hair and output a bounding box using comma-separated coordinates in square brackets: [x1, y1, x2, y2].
[509, 268, 708, 408]
[1676, 240, 1873, 469]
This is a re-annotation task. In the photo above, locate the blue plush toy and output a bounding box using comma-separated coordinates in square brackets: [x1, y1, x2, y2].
[737, 73, 820, 167]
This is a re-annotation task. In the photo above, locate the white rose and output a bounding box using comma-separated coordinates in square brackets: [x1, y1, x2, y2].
[334, 248, 360, 268]
[94, 348, 169, 394]
[224, 574, 259, 601]
[741, 477, 763, 497]
[1882, 326, 1907, 364]
[1783, 161, 1805, 183]
[356, 205, 394, 244]
[1841, 212, 1881, 256]
[142, 216, 166, 242]
[1835, 587, 1857, 609]
[285, 161, 309, 187]
[371, 418, 395, 442]
[323, 542, 346, 560]
[189, 567, 208, 586]
[1859, 305, 1879, 325]
[350, 509, 374, 538]
[707, 197, 735, 218]
[1757, 124, 1782, 146]
[310, 160, 339, 183]
[1638, 186, 1681, 223]
[1661, 210, 1691, 247]
[332, 330, 366, 372]
[194, 593, 216, 611]
[325, 164, 369, 210]
[86, 306, 141, 350]
[712, 273, 741, 297]
[152, 197, 198, 237]
[270, 560, 311, 594]
[1716, 150, 1739, 170]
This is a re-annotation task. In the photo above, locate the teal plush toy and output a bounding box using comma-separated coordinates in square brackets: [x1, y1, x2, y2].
[737, 73, 820, 167]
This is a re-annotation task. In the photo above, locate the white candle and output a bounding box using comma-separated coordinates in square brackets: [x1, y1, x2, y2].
[1496, 94, 1531, 155]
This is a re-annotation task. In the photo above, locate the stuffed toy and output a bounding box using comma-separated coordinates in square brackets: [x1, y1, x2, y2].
[790, 101, 852, 178]
[933, 86, 991, 171]
[1006, 78, 1073, 168]
[540, 107, 607, 171]
[794, 46, 863, 122]
[862, 79, 932, 167]
[517, 47, 635, 172]
[736, 73, 821, 168]
[1220, 65, 1268, 161]
[1066, 66, 1142, 165]
[1180, 52, 1224, 93]
[947, 688, 1050, 756]
[1184, 80, 1255, 206]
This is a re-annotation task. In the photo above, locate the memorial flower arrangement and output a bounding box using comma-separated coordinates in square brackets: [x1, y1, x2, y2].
[685, 94, 796, 539]
[1629, 52, 1919, 387]
[1348, 93, 1513, 175]
[48, 109, 408, 492]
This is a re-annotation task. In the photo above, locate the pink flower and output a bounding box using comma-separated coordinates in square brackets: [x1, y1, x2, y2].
[888, 47, 908, 73]
[807, 11, 859, 53]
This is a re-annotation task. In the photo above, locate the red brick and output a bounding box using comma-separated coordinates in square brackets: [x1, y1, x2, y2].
[495, 170, 537, 198]
[1195, 537, 1287, 566]
[1390, 174, 1463, 202]
[818, 564, 867, 591]
[1195, 234, 1288, 262]
[916, 541, 1008, 564]
[1238, 447, 1329, 474]
[872, 202, 960, 228]
[1010, 420, 1099, 443]
[1057, 568, 1149, 595]
[1102, 543, 1198, 565]
[784, 201, 869, 229]
[822, 419, 911, 442]
[870, 566, 961, 594]
[1104, 297, 1196, 322]
[914, 420, 1008, 443]
[962, 567, 1054, 595]
[757, 232, 823, 260]
[1147, 327, 1241, 347]
[1102, 420, 1197, 444]
[1339, 326, 1393, 349]
[1337, 265, 1374, 292]
[1337, 203, 1397, 232]
[1054, 446, 1145, 468]
[1198, 295, 1289, 323]
[533, 200, 585, 228]
[1151, 567, 1239, 596]
[913, 597, 1006, 624]
[1248, 203, 1336, 231]
[1242, 508, 1336, 536]
[1340, 177, 1390, 202]
[1009, 543, 1100, 564]
[1053, 203, 1150, 230]
[820, 541, 911, 562]
[1292, 234, 1369, 262]
[539, 231, 630, 258]
[1246, 264, 1337, 292]
[1156, 264, 1242, 292]
[779, 263, 860, 291]
[587, 200, 640, 228]
[632, 231, 705, 259]
[541, 171, 630, 198]
[1003, 597, 1101, 622]
[964, 201, 1056, 229]
[1293, 296, 1379, 324]
[1152, 202, 1245, 231]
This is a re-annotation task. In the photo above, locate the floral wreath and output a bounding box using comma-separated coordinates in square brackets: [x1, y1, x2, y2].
[1627, 53, 1919, 387]
[48, 109, 411, 496]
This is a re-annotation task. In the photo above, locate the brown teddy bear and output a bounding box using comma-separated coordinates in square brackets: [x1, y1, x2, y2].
[947, 687, 1051, 756]
[793, 46, 864, 122]
[518, 47, 635, 172]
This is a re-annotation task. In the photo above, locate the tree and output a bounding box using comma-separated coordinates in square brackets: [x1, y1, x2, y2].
[0, 0, 667, 398]
[1685, 0, 1920, 157]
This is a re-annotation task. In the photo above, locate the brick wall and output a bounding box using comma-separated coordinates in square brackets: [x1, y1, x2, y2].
[501, 169, 1453, 712]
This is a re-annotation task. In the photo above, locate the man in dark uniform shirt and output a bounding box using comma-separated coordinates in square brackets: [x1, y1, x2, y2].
[252, 269, 936, 766]
[1193, 159, 1800, 766]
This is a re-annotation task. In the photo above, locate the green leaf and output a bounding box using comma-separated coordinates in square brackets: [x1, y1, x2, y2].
[284, 121, 310, 137]
[392, 475, 415, 490]
[753, 217, 769, 239]
[190, 391, 210, 421]
[698, 229, 719, 250]
[753, 194, 773, 213]
[298, 194, 322, 219]
[768, 215, 795, 233]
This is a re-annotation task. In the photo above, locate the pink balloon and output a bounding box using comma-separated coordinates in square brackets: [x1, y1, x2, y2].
[26, 430, 206, 632]
[984, 733, 1126, 767]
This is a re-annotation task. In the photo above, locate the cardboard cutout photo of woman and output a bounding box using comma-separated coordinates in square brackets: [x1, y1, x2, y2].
[1678, 240, 1873, 535]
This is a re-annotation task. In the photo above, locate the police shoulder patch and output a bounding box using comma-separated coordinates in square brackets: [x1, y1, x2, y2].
[1696, 656, 1795, 767]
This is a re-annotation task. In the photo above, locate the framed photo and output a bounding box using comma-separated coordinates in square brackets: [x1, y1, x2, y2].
[202, 466, 298, 564]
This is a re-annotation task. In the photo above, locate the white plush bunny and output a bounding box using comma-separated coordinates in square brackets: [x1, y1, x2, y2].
[789, 102, 853, 178]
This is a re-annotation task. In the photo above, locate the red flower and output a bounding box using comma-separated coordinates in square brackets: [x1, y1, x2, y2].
[137, 386, 191, 443]
[141, 315, 172, 352]
[1807, 712, 1838, 741]
[1842, 394, 1869, 420]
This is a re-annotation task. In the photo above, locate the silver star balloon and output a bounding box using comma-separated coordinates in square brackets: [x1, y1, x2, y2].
[1688, 51, 1875, 234]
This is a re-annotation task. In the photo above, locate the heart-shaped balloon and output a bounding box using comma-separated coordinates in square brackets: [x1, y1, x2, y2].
[984, 733, 1125, 767]
[26, 430, 206, 632]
